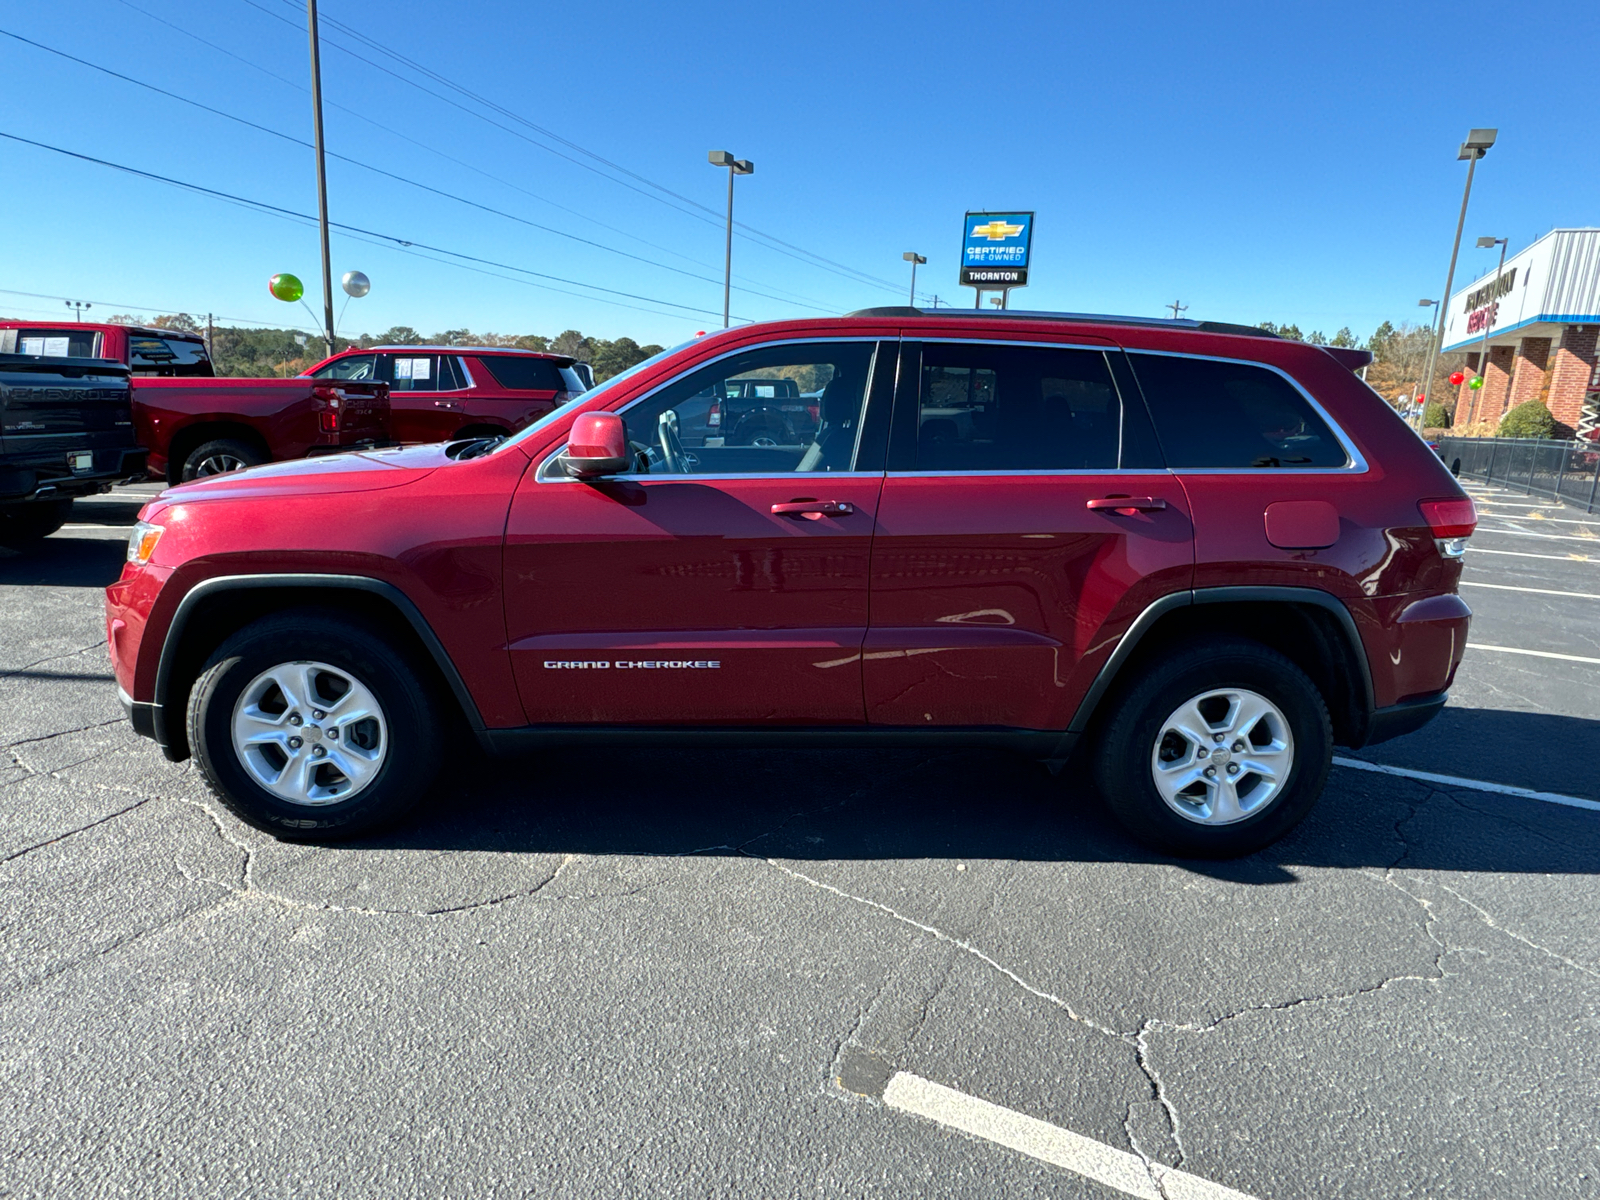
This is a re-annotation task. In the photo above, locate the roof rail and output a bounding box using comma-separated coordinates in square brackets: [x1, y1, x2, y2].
[843, 307, 1279, 339]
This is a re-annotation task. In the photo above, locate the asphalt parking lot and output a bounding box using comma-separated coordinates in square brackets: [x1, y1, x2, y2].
[3, 479, 1597, 1199]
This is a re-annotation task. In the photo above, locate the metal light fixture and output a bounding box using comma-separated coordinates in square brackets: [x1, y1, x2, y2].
[1423, 127, 1498, 426]
[903, 252, 926, 306]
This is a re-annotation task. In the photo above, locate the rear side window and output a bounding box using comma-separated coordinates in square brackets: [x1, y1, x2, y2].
[128, 333, 213, 376]
[1129, 354, 1348, 468]
[912, 343, 1123, 470]
[479, 355, 563, 391]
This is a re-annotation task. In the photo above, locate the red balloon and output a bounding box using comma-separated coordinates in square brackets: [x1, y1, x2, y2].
[1449, 370, 1466, 386]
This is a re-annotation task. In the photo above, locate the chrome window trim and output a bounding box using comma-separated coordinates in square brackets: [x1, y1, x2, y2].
[454, 357, 476, 392]
[534, 336, 886, 485]
[1123, 348, 1369, 475]
[882, 468, 1179, 479]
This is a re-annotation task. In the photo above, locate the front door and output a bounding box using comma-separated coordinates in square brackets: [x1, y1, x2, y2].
[865, 337, 1194, 730]
[503, 338, 891, 725]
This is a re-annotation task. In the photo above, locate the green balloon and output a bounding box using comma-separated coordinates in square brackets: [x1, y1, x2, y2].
[269, 273, 304, 302]
[1468, 375, 1485, 390]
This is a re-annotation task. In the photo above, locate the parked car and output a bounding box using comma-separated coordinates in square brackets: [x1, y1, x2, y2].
[1, 350, 146, 547]
[674, 376, 824, 449]
[0, 323, 390, 483]
[108, 309, 1475, 857]
[303, 346, 587, 445]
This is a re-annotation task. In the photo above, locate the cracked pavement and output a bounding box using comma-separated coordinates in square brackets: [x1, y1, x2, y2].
[2, 484, 1598, 1198]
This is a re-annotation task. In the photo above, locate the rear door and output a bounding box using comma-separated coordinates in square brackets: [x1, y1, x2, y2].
[864, 336, 1194, 730]
[376, 353, 456, 442]
[502, 338, 891, 726]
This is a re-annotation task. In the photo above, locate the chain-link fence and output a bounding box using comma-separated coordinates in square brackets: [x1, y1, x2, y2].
[1438, 436, 1600, 513]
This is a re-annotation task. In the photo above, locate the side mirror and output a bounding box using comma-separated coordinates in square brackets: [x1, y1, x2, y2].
[562, 412, 631, 478]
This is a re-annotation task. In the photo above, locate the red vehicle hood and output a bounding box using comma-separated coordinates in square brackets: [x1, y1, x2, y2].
[150, 443, 452, 507]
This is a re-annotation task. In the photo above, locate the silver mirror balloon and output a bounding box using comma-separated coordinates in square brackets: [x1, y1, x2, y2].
[335, 271, 370, 341]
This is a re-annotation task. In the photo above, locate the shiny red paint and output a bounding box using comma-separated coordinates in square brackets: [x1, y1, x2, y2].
[108, 313, 1473, 756]
[305, 346, 581, 444]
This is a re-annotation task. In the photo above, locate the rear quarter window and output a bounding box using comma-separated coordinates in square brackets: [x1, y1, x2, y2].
[479, 356, 563, 391]
[128, 333, 213, 377]
[1128, 353, 1349, 469]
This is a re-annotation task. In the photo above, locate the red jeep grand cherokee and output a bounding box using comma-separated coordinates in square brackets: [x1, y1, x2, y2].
[106, 310, 1475, 857]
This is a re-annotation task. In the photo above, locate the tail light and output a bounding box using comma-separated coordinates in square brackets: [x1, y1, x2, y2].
[807, 403, 820, 425]
[707, 400, 722, 428]
[313, 384, 341, 433]
[1419, 497, 1476, 558]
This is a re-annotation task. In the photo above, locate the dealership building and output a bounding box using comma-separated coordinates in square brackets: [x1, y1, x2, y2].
[1443, 227, 1600, 433]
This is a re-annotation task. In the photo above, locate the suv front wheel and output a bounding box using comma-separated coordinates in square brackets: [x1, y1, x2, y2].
[187, 611, 442, 838]
[1093, 638, 1332, 858]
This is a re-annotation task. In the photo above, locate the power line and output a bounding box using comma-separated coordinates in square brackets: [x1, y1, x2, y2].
[246, 0, 917, 297]
[0, 27, 838, 315]
[0, 130, 741, 322]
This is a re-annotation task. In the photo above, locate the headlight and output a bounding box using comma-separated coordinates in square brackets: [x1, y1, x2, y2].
[127, 520, 163, 564]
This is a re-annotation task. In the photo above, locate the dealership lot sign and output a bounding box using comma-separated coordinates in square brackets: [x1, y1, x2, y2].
[961, 211, 1034, 288]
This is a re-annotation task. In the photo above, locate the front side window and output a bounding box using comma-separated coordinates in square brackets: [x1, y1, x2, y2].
[617, 341, 876, 475]
[912, 343, 1122, 470]
[311, 354, 378, 381]
[1129, 353, 1348, 468]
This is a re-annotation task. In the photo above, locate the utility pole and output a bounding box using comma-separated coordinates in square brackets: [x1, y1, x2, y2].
[708, 151, 753, 329]
[206, 312, 214, 361]
[1166, 300, 1188, 320]
[306, 0, 336, 355]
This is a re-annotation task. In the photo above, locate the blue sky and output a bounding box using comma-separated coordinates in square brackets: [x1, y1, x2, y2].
[2, 0, 1595, 347]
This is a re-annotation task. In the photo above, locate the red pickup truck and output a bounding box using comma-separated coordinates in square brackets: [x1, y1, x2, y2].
[0, 322, 389, 483]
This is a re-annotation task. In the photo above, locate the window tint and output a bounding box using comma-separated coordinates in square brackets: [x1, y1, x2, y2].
[436, 356, 469, 391]
[128, 333, 212, 376]
[913, 343, 1122, 470]
[479, 355, 563, 391]
[6, 328, 100, 358]
[1129, 354, 1348, 468]
[611, 341, 876, 475]
[387, 354, 439, 391]
[312, 354, 377, 381]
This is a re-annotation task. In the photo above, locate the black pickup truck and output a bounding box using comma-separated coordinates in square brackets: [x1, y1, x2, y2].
[0, 353, 148, 548]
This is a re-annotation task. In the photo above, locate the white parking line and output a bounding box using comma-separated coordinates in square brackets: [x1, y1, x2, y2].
[1460, 581, 1600, 600]
[1472, 528, 1600, 543]
[1467, 642, 1600, 665]
[1476, 513, 1600, 527]
[883, 1072, 1260, 1200]
[1467, 548, 1594, 563]
[1333, 757, 1600, 812]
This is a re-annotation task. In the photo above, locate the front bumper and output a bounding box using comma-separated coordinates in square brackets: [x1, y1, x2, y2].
[117, 685, 184, 762]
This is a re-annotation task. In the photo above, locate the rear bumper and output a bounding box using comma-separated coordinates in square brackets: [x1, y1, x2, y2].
[1360, 691, 1448, 747]
[0, 446, 148, 502]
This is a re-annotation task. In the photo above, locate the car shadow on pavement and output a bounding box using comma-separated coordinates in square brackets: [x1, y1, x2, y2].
[344, 721, 1600, 880]
[0, 537, 128, 588]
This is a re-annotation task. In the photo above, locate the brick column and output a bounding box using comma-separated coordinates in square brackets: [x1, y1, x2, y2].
[1548, 325, 1599, 432]
[1458, 351, 1481, 424]
[1484, 344, 1516, 425]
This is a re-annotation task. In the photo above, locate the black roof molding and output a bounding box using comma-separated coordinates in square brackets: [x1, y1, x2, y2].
[843, 307, 1280, 339]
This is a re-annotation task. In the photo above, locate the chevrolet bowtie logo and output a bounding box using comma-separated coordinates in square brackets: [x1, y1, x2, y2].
[970, 219, 1024, 240]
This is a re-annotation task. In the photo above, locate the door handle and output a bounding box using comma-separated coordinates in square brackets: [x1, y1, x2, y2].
[1087, 496, 1167, 514]
[772, 500, 854, 518]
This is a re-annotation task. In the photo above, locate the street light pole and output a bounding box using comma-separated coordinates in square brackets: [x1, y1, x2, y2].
[1473, 236, 1510, 417]
[1415, 298, 1439, 425]
[903, 252, 926, 306]
[1423, 128, 1497, 427]
[306, 0, 336, 355]
[708, 151, 753, 329]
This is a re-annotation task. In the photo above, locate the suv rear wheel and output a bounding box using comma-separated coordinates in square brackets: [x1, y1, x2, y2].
[1093, 638, 1331, 858]
[187, 611, 442, 838]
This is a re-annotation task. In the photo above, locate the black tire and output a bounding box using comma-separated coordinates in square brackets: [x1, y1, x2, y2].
[1092, 638, 1332, 858]
[181, 438, 264, 481]
[0, 499, 73, 548]
[186, 610, 442, 839]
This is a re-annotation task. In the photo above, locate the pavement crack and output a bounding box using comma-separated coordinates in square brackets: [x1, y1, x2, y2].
[1128, 1018, 1187, 1180]
[1, 796, 153, 864]
[754, 856, 1123, 1040]
[0, 638, 107, 677]
[1430, 880, 1600, 980]
[4, 718, 126, 750]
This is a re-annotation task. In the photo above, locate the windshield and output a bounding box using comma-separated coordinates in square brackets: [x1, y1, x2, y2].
[493, 340, 692, 454]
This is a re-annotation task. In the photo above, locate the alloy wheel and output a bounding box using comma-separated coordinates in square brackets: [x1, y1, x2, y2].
[230, 660, 388, 805]
[1149, 687, 1294, 825]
